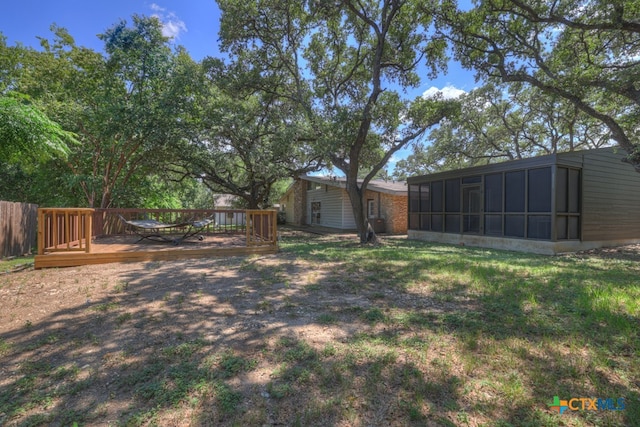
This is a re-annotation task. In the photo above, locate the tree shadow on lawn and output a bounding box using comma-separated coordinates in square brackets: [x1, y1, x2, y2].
[0, 235, 638, 426]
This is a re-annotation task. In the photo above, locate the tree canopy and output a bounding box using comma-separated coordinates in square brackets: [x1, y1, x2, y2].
[443, 0, 640, 171]
[217, 0, 459, 242]
[0, 96, 76, 166]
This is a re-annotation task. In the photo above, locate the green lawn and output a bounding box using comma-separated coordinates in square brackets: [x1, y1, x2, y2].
[0, 234, 637, 426]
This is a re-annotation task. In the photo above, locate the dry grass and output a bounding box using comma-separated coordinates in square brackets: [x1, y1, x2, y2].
[0, 230, 638, 426]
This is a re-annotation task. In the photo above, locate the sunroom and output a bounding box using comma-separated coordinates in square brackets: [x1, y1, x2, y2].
[407, 148, 640, 254]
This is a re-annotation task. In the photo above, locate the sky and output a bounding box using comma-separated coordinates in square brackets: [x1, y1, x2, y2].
[0, 0, 476, 172]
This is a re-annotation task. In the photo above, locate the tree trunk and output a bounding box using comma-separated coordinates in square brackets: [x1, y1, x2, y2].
[344, 177, 377, 244]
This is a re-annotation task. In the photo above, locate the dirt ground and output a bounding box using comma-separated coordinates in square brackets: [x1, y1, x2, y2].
[1, 232, 639, 426]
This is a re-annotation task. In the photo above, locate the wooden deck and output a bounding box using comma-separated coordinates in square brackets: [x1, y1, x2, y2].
[34, 234, 278, 269]
[35, 208, 279, 269]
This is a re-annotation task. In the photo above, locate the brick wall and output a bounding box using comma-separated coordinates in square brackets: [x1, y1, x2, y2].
[363, 190, 407, 234]
[292, 179, 307, 226]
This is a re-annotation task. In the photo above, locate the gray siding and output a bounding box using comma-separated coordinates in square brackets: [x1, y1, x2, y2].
[307, 186, 344, 228]
[580, 150, 640, 241]
[341, 195, 357, 229]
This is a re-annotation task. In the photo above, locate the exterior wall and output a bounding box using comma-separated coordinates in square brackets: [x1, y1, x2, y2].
[282, 190, 295, 225]
[213, 211, 246, 226]
[381, 193, 408, 234]
[579, 149, 640, 242]
[362, 190, 407, 234]
[341, 194, 357, 229]
[293, 179, 307, 226]
[307, 185, 347, 229]
[408, 229, 640, 255]
[284, 177, 408, 232]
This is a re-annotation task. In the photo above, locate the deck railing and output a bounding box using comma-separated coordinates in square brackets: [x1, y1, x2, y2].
[38, 208, 94, 254]
[38, 208, 277, 255]
[247, 210, 278, 246]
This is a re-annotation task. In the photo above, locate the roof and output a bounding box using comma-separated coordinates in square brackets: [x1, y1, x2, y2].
[407, 147, 616, 184]
[300, 174, 407, 196]
[213, 194, 237, 208]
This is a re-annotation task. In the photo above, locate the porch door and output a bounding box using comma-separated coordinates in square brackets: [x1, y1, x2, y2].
[463, 186, 481, 234]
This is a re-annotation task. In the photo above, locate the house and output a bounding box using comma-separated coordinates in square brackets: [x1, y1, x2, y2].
[212, 194, 245, 226]
[406, 147, 640, 254]
[279, 175, 408, 234]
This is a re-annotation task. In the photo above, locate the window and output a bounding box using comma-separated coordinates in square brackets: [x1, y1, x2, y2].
[311, 202, 321, 224]
[367, 199, 375, 218]
[484, 173, 503, 213]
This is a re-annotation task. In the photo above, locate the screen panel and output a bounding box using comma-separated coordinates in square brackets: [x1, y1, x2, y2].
[528, 167, 552, 212]
[409, 184, 420, 213]
[445, 214, 460, 233]
[528, 215, 551, 239]
[556, 168, 568, 213]
[505, 171, 525, 212]
[431, 214, 443, 232]
[505, 214, 525, 237]
[485, 214, 502, 236]
[445, 179, 461, 212]
[485, 173, 503, 213]
[420, 184, 430, 212]
[431, 181, 443, 212]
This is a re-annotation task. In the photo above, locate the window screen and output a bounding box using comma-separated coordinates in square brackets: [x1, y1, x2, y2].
[445, 179, 461, 212]
[420, 214, 430, 231]
[557, 217, 567, 240]
[409, 213, 419, 230]
[431, 181, 443, 212]
[528, 215, 551, 239]
[431, 214, 443, 232]
[485, 173, 503, 213]
[485, 215, 502, 236]
[463, 215, 480, 233]
[420, 184, 430, 212]
[445, 214, 460, 233]
[505, 214, 525, 237]
[528, 167, 552, 212]
[568, 217, 579, 239]
[556, 168, 568, 212]
[505, 171, 525, 212]
[409, 185, 420, 212]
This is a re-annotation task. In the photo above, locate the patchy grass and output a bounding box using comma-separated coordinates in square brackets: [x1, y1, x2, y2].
[0, 255, 34, 274]
[0, 232, 638, 426]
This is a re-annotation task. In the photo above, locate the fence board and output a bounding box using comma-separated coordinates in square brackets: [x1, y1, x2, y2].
[0, 201, 38, 258]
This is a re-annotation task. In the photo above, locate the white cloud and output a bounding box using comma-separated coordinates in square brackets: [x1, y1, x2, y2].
[422, 85, 466, 100]
[150, 4, 187, 39]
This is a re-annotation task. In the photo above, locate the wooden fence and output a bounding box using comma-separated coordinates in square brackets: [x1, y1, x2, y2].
[0, 201, 38, 258]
